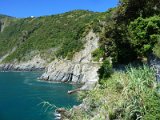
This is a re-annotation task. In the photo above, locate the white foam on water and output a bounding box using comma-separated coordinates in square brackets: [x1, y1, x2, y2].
[54, 112, 61, 120]
[23, 78, 33, 85]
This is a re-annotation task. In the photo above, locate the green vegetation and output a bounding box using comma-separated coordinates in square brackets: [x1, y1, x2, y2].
[128, 16, 160, 57]
[0, 14, 13, 19]
[0, 1, 160, 119]
[91, 0, 160, 64]
[0, 10, 99, 62]
[0, 15, 13, 33]
[92, 48, 104, 62]
[56, 1, 160, 120]
[68, 66, 160, 120]
[98, 58, 113, 79]
[153, 38, 160, 58]
[1, 0, 159, 63]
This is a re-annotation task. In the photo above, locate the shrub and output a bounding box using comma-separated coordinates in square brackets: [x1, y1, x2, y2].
[98, 58, 113, 80]
[92, 48, 104, 62]
[128, 16, 160, 57]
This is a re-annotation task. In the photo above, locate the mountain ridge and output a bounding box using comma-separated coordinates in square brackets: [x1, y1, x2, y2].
[0, 10, 100, 63]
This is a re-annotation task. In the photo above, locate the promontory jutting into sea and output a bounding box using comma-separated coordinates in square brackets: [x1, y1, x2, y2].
[0, 0, 160, 119]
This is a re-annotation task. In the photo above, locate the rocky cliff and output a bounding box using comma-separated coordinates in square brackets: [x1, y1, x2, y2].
[0, 12, 101, 88]
[40, 30, 100, 89]
[0, 30, 100, 89]
[0, 11, 99, 63]
[0, 19, 6, 32]
[0, 15, 12, 32]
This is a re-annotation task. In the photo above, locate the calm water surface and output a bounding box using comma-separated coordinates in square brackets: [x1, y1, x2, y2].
[0, 72, 80, 120]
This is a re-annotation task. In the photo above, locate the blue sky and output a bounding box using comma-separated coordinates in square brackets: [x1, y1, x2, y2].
[0, 0, 119, 18]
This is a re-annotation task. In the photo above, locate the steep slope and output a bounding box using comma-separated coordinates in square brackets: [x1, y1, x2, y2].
[0, 10, 99, 63]
[40, 30, 100, 89]
[0, 11, 101, 86]
[59, 0, 160, 119]
[0, 14, 13, 32]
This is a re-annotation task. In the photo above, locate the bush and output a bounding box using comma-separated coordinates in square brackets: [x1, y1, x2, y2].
[92, 48, 104, 62]
[128, 16, 160, 57]
[98, 58, 113, 80]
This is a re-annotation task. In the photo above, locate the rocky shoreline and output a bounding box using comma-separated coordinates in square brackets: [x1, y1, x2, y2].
[39, 31, 101, 90]
[0, 30, 101, 90]
[0, 54, 46, 71]
[0, 64, 45, 71]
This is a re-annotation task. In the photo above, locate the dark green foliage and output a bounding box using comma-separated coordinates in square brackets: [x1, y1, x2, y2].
[0, 10, 99, 62]
[98, 58, 113, 80]
[93, 0, 160, 65]
[128, 16, 160, 56]
[117, 0, 160, 22]
[95, 1, 160, 118]
[96, 11, 137, 64]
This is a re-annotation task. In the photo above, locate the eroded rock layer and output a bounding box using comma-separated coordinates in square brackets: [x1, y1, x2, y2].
[40, 31, 100, 89]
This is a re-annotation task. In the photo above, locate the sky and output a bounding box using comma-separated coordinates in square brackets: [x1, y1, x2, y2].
[0, 0, 119, 18]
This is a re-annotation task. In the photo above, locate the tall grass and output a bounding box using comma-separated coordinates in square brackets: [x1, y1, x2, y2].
[122, 65, 160, 120]
[67, 65, 160, 120]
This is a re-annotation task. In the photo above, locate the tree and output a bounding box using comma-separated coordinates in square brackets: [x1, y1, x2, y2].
[128, 16, 160, 57]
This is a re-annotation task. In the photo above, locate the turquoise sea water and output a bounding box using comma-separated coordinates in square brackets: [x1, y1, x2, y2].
[0, 72, 80, 120]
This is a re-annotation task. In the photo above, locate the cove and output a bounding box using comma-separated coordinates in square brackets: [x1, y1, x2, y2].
[0, 72, 80, 120]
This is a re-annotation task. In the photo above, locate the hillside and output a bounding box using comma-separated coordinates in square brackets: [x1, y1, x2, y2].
[0, 10, 99, 62]
[0, 14, 14, 32]
[91, 0, 160, 64]
[0, 14, 14, 19]
[0, 1, 160, 119]
[59, 0, 160, 120]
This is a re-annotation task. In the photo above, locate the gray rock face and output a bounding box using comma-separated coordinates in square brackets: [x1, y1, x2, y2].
[40, 30, 101, 90]
[148, 54, 160, 83]
[0, 30, 100, 90]
[40, 60, 100, 84]
[0, 18, 9, 32]
[0, 20, 5, 32]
